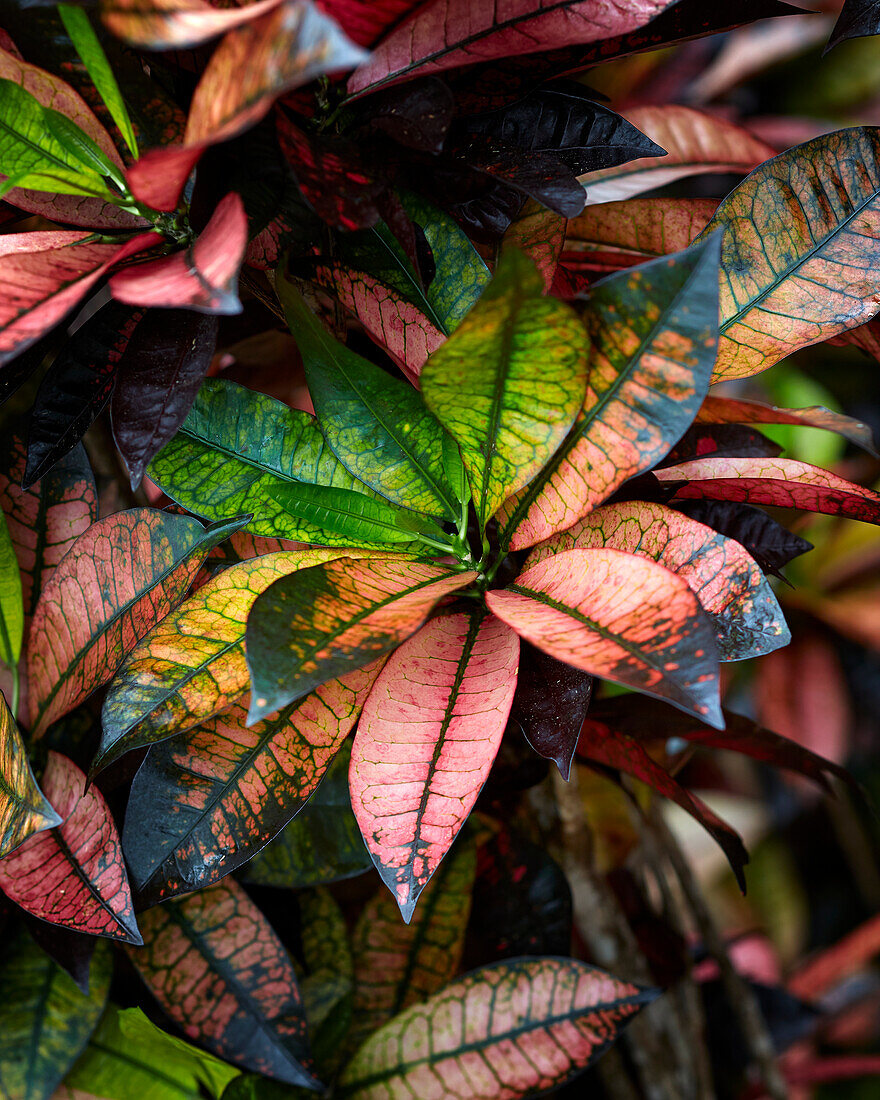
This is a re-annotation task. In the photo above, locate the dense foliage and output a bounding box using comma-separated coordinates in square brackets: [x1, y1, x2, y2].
[0, 0, 879, 1097]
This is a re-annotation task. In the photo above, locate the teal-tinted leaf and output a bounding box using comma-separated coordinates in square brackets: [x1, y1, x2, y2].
[269, 482, 434, 546]
[0, 509, 23, 668]
[279, 279, 461, 521]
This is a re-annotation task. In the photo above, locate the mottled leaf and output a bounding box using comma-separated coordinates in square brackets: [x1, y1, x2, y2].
[298, 887, 353, 1072]
[101, 0, 285, 49]
[0, 689, 60, 857]
[339, 957, 655, 1099]
[486, 548, 723, 727]
[504, 201, 566, 293]
[0, 751, 141, 942]
[28, 508, 244, 737]
[499, 236, 721, 551]
[566, 197, 716, 257]
[246, 557, 474, 724]
[129, 878, 319, 1088]
[0, 929, 110, 1100]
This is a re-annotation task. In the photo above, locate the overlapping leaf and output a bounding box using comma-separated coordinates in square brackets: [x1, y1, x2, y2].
[0, 929, 110, 1100]
[499, 236, 721, 551]
[421, 248, 588, 528]
[246, 557, 475, 724]
[0, 751, 141, 942]
[99, 548, 357, 772]
[0, 508, 22, 671]
[827, 0, 880, 50]
[28, 508, 243, 737]
[527, 501, 789, 661]
[129, 877, 318, 1088]
[504, 202, 567, 292]
[101, 0, 285, 49]
[339, 957, 655, 1099]
[565, 197, 716, 258]
[0, 689, 60, 857]
[317, 0, 417, 47]
[122, 661, 381, 904]
[486, 548, 723, 726]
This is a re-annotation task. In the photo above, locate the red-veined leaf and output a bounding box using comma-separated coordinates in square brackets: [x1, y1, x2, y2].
[347, 0, 677, 96]
[339, 957, 656, 1099]
[485, 548, 723, 727]
[315, 0, 416, 46]
[27, 508, 244, 737]
[656, 456, 880, 525]
[579, 106, 773, 204]
[526, 501, 789, 661]
[0, 752, 141, 942]
[0, 232, 157, 367]
[499, 236, 721, 551]
[0, 690, 60, 858]
[565, 197, 716, 257]
[351, 610, 518, 920]
[696, 395, 879, 456]
[110, 193, 247, 314]
[122, 661, 382, 905]
[246, 557, 476, 725]
[575, 718, 748, 890]
[503, 202, 566, 293]
[101, 0, 285, 49]
[97, 548, 361, 773]
[129, 877, 319, 1088]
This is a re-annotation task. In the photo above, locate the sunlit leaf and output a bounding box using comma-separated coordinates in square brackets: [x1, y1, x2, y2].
[0, 689, 60, 858]
[271, 482, 440, 545]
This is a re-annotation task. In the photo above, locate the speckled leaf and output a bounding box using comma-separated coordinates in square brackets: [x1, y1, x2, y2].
[350, 840, 476, 1050]
[339, 957, 655, 1099]
[0, 752, 140, 942]
[350, 611, 518, 920]
[246, 557, 475, 724]
[656, 457, 880, 525]
[527, 501, 789, 661]
[421, 248, 588, 528]
[129, 877, 318, 1088]
[698, 128, 880, 380]
[123, 661, 381, 904]
[0, 689, 60, 857]
[148, 378, 385, 545]
[98, 548, 358, 773]
[0, 507, 22, 669]
[28, 508, 244, 737]
[503, 202, 566, 293]
[0, 929, 110, 1100]
[499, 236, 721, 552]
[486, 548, 723, 727]
[565, 197, 716, 257]
[101, 0, 285, 49]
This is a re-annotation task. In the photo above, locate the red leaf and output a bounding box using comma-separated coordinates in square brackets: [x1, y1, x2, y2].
[0, 232, 158, 367]
[789, 913, 880, 999]
[101, 0, 286, 49]
[350, 610, 519, 920]
[125, 145, 205, 213]
[110, 193, 247, 314]
[0, 752, 141, 943]
[316, 0, 417, 46]
[503, 203, 567, 293]
[656, 457, 880, 525]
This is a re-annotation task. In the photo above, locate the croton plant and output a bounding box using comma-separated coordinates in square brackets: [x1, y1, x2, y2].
[0, 0, 879, 1097]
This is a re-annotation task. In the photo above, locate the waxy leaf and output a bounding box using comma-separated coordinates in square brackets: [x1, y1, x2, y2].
[122, 661, 381, 904]
[527, 501, 790, 661]
[699, 128, 880, 380]
[339, 957, 655, 1099]
[421, 248, 588, 528]
[111, 310, 219, 487]
[566, 197, 716, 258]
[280, 283, 461, 520]
[271, 482, 436, 545]
[0, 929, 110, 1100]
[246, 557, 475, 724]
[110, 193, 247, 314]
[28, 508, 243, 737]
[101, 0, 285, 49]
[656, 457, 880, 525]
[0, 508, 22, 669]
[0, 752, 141, 943]
[499, 236, 721, 551]
[130, 877, 318, 1088]
[579, 106, 773, 204]
[351, 611, 518, 919]
[98, 548, 357, 772]
[828, 0, 880, 50]
[486, 548, 723, 727]
[350, 840, 476, 1049]
[347, 0, 676, 95]
[0, 689, 60, 857]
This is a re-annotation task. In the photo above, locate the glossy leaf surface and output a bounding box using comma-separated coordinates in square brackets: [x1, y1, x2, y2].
[28, 508, 242, 737]
[339, 957, 655, 1099]
[0, 752, 141, 942]
[486, 548, 723, 727]
[0, 689, 60, 857]
[130, 878, 318, 1088]
[246, 557, 474, 724]
[421, 248, 588, 528]
[351, 611, 518, 919]
[0, 508, 22, 668]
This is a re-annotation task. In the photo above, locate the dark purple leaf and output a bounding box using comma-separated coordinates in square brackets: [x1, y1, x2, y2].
[827, 0, 880, 50]
[356, 76, 455, 153]
[662, 424, 783, 466]
[672, 499, 813, 578]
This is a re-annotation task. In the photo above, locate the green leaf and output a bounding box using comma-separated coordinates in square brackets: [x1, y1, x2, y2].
[299, 888, 354, 1074]
[269, 482, 436, 547]
[278, 279, 462, 521]
[64, 1006, 239, 1100]
[58, 4, 139, 158]
[0, 508, 23, 669]
[0, 165, 112, 199]
[0, 930, 111, 1100]
[420, 248, 589, 529]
